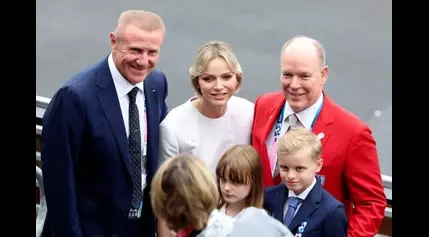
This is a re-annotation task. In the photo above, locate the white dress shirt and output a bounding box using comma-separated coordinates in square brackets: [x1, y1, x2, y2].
[108, 54, 147, 190]
[265, 93, 324, 175]
[283, 177, 317, 219]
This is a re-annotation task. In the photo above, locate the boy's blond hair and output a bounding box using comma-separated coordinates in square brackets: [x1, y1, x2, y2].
[150, 154, 219, 231]
[277, 127, 322, 161]
[215, 145, 264, 209]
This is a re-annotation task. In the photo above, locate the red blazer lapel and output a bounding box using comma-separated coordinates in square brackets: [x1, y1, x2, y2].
[312, 92, 334, 146]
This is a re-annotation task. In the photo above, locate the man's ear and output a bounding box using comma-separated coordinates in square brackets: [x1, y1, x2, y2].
[110, 32, 117, 50]
[320, 66, 328, 86]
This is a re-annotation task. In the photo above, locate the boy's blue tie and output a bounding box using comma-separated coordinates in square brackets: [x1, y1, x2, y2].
[283, 197, 302, 227]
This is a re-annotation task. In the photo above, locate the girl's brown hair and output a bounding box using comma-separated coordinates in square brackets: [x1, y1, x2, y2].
[150, 153, 219, 231]
[215, 144, 264, 209]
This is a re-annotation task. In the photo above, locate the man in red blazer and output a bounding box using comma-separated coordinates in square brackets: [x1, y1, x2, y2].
[251, 36, 386, 237]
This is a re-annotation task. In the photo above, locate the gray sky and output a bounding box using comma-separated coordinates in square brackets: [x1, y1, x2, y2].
[36, 0, 392, 176]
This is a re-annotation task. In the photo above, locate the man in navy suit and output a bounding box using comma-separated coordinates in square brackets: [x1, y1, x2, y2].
[263, 127, 347, 237]
[41, 10, 168, 237]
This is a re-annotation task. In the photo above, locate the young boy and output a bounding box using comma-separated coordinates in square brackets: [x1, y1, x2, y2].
[263, 127, 347, 237]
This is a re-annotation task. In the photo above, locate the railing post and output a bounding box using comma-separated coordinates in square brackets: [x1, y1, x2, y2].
[36, 166, 47, 237]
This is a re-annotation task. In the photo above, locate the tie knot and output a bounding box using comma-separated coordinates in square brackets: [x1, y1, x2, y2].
[128, 87, 139, 104]
[287, 114, 298, 127]
[288, 197, 302, 208]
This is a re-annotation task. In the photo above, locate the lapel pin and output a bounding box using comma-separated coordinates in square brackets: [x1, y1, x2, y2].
[152, 89, 155, 92]
[317, 132, 324, 140]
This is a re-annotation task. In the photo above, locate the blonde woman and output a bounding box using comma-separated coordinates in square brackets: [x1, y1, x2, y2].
[158, 41, 254, 173]
[151, 154, 233, 237]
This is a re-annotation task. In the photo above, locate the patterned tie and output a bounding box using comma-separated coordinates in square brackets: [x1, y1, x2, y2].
[128, 87, 143, 212]
[283, 197, 302, 227]
[287, 114, 298, 129]
[273, 114, 299, 177]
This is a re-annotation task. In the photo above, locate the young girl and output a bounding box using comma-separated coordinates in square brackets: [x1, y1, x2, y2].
[215, 144, 265, 221]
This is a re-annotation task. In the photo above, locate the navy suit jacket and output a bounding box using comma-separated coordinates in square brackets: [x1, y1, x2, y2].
[263, 182, 347, 237]
[40, 56, 168, 237]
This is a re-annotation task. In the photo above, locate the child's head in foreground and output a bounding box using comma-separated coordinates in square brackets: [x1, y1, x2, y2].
[215, 144, 264, 210]
[276, 127, 323, 195]
[150, 153, 219, 231]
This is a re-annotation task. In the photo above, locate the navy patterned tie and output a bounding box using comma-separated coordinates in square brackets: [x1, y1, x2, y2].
[128, 87, 143, 212]
[283, 197, 302, 227]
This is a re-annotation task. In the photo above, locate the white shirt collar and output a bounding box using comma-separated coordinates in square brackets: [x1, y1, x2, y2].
[108, 53, 144, 98]
[283, 93, 324, 129]
[288, 177, 317, 201]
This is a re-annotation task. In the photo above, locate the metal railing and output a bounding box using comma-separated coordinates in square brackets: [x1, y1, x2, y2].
[35, 95, 392, 220]
[36, 95, 50, 109]
[36, 96, 50, 120]
[382, 175, 392, 218]
[36, 166, 47, 237]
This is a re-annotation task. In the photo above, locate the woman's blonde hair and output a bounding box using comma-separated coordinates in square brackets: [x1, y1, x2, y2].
[189, 40, 243, 96]
[215, 145, 264, 209]
[150, 154, 219, 231]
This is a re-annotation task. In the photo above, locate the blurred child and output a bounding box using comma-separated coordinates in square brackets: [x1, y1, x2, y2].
[151, 153, 233, 237]
[263, 127, 347, 237]
[215, 144, 265, 221]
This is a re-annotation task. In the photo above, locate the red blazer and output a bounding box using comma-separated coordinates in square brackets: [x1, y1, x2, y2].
[251, 91, 386, 237]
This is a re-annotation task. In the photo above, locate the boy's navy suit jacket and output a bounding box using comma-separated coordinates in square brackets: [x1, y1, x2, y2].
[263, 181, 348, 237]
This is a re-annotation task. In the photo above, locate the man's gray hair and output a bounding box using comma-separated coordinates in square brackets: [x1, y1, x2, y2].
[114, 10, 165, 40]
[281, 35, 326, 67]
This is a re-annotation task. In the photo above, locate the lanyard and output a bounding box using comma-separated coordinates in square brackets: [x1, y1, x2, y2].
[143, 100, 147, 155]
[142, 100, 148, 188]
[268, 101, 324, 174]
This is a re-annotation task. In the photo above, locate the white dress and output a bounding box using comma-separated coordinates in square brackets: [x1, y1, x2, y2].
[159, 96, 254, 173]
[197, 209, 234, 237]
[218, 206, 261, 224]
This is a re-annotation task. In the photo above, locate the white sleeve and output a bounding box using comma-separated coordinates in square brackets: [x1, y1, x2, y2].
[158, 122, 179, 166]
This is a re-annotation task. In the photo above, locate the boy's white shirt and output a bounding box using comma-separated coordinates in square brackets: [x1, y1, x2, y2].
[284, 177, 317, 218]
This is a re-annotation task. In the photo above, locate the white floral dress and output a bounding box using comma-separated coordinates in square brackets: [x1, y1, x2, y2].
[197, 209, 234, 237]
